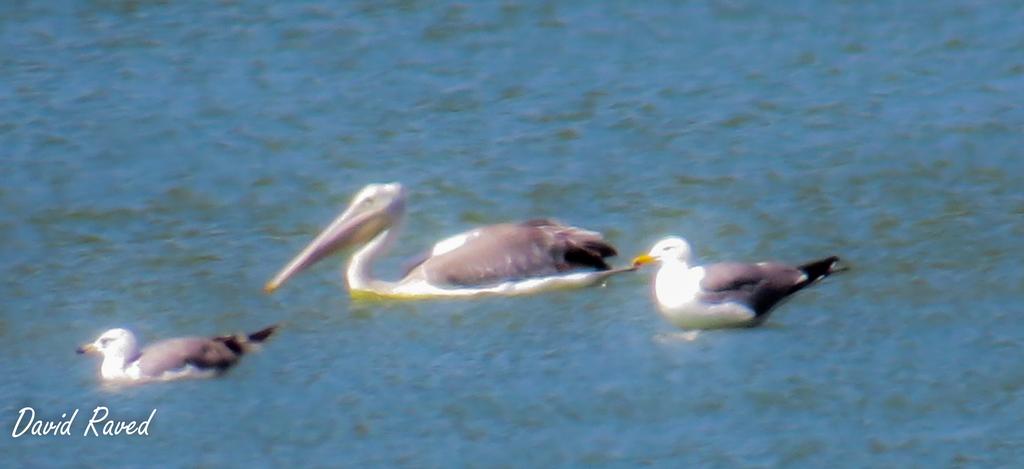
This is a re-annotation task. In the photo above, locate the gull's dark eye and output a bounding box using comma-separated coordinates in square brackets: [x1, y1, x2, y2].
[100, 338, 113, 346]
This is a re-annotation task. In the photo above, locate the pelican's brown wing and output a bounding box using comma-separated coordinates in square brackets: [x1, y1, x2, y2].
[404, 219, 617, 287]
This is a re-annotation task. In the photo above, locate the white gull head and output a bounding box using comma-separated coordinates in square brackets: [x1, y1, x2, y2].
[78, 328, 140, 380]
[639, 236, 693, 266]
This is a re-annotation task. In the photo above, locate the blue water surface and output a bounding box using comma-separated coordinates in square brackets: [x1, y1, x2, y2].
[3, 1, 1024, 467]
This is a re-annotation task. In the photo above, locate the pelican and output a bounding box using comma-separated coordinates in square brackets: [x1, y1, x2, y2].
[264, 183, 632, 299]
[77, 325, 278, 383]
[632, 237, 843, 329]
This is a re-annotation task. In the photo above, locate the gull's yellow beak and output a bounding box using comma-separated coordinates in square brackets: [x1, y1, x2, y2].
[632, 254, 656, 267]
[76, 343, 98, 355]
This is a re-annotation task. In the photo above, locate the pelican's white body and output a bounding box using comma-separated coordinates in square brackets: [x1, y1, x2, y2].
[266, 183, 632, 300]
[347, 229, 625, 300]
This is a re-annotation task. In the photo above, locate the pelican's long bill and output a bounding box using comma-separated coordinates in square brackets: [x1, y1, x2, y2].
[264, 184, 405, 293]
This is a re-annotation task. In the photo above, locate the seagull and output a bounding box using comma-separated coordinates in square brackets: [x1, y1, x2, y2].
[77, 325, 278, 383]
[632, 237, 842, 329]
[264, 182, 633, 299]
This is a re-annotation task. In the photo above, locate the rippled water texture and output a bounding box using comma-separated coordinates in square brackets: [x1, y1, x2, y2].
[3, 1, 1024, 467]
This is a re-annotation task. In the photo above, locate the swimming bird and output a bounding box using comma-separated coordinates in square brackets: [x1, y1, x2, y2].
[264, 183, 631, 299]
[632, 237, 842, 329]
[77, 325, 278, 383]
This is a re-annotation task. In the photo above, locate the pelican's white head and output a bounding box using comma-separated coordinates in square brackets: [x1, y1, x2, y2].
[77, 328, 140, 378]
[632, 236, 693, 267]
[348, 183, 407, 219]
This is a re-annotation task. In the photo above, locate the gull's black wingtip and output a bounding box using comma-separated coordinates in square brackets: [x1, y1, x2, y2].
[798, 256, 843, 283]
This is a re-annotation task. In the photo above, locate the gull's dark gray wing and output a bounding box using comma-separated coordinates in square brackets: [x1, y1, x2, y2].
[135, 338, 238, 378]
[135, 325, 278, 378]
[698, 257, 839, 316]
